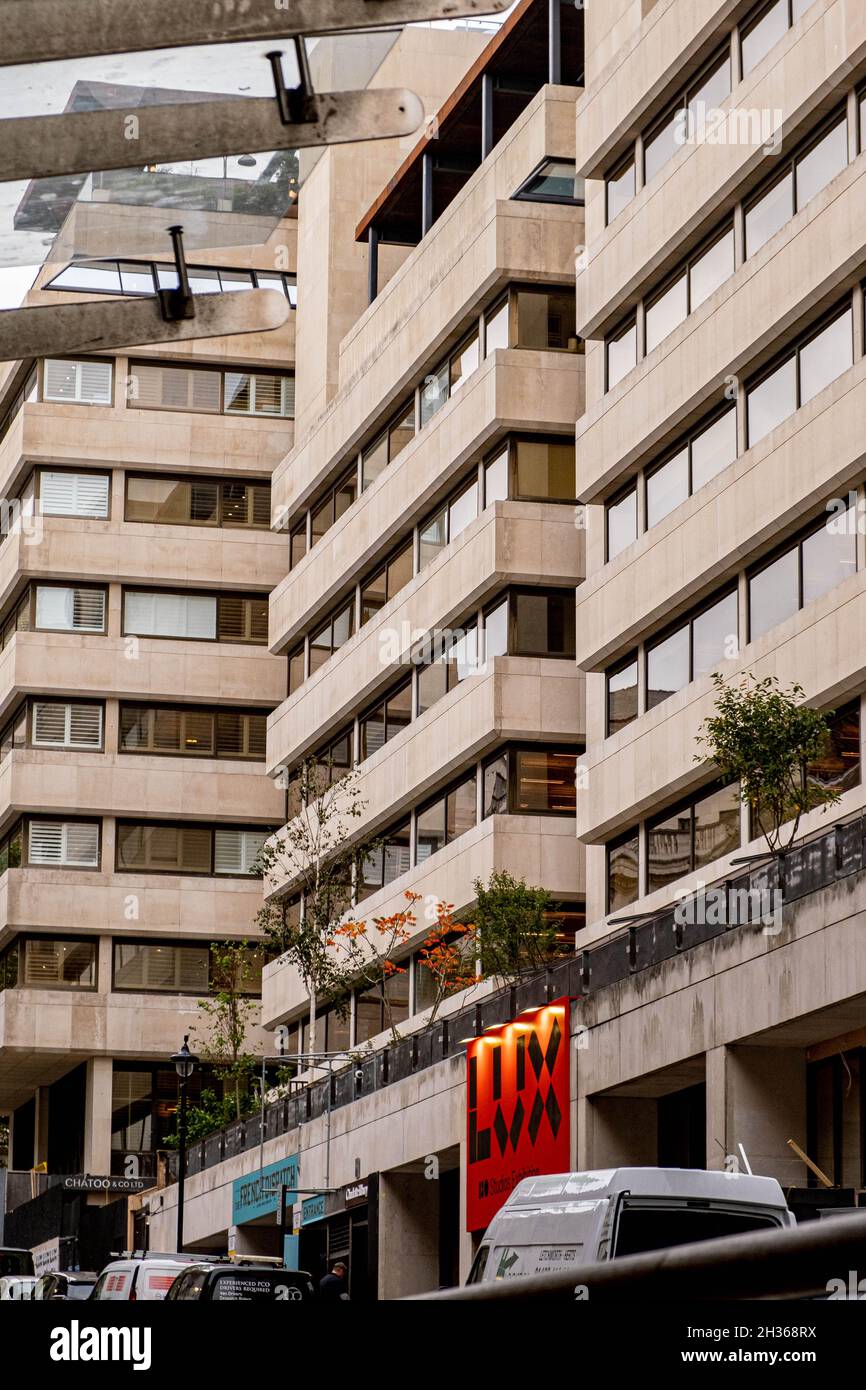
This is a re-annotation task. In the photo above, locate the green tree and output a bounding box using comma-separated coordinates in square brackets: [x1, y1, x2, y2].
[193, 941, 260, 1121]
[163, 1088, 253, 1149]
[473, 870, 562, 985]
[696, 673, 840, 856]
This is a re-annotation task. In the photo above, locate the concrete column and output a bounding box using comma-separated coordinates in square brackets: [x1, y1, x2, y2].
[705, 1044, 806, 1184]
[377, 1170, 440, 1298]
[34, 1085, 50, 1166]
[83, 1056, 114, 1176]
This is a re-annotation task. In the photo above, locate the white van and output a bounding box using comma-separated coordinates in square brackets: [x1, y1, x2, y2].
[0, 1275, 36, 1300]
[467, 1168, 795, 1284]
[89, 1252, 199, 1301]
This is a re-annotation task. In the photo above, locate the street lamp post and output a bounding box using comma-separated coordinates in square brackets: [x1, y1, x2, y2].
[171, 1034, 198, 1254]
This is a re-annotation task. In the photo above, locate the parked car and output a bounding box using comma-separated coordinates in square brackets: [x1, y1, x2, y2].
[467, 1167, 796, 1283]
[165, 1257, 315, 1302]
[89, 1252, 200, 1301]
[33, 1271, 98, 1301]
[0, 1275, 36, 1300]
[0, 1248, 34, 1278]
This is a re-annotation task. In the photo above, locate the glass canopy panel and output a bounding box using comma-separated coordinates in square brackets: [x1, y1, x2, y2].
[0, 40, 315, 271]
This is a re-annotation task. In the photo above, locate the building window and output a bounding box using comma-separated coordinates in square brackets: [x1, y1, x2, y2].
[607, 656, 639, 736]
[360, 681, 411, 761]
[47, 259, 297, 302]
[355, 974, 410, 1042]
[113, 941, 212, 994]
[415, 773, 477, 862]
[741, 0, 814, 78]
[125, 475, 270, 529]
[513, 158, 584, 205]
[606, 318, 637, 390]
[514, 286, 579, 352]
[607, 831, 640, 913]
[606, 484, 638, 561]
[417, 624, 478, 716]
[645, 225, 734, 355]
[0, 822, 23, 874]
[747, 306, 854, 447]
[483, 745, 579, 817]
[115, 823, 270, 875]
[119, 705, 267, 760]
[129, 359, 294, 418]
[419, 476, 479, 570]
[646, 406, 737, 529]
[483, 296, 510, 355]
[42, 358, 113, 405]
[606, 156, 636, 224]
[308, 468, 358, 551]
[225, 371, 295, 418]
[288, 641, 306, 694]
[0, 705, 26, 762]
[748, 505, 857, 642]
[745, 111, 849, 258]
[647, 783, 741, 894]
[31, 701, 103, 750]
[357, 821, 411, 900]
[645, 590, 738, 711]
[35, 470, 110, 519]
[28, 819, 100, 868]
[34, 585, 106, 633]
[21, 937, 96, 990]
[642, 45, 732, 186]
[509, 588, 576, 659]
[360, 539, 414, 622]
[512, 437, 576, 501]
[122, 590, 268, 644]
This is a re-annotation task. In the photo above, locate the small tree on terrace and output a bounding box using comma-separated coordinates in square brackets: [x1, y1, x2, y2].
[254, 757, 367, 1058]
[696, 673, 841, 857]
[473, 870, 563, 986]
[194, 940, 260, 1122]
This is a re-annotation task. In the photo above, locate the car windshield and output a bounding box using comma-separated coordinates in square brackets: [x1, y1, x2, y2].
[67, 1282, 95, 1299]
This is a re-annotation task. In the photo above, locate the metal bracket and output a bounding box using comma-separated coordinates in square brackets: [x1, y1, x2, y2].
[156, 226, 195, 323]
[268, 39, 316, 128]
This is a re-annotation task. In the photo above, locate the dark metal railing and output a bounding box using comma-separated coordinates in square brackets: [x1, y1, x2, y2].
[165, 809, 866, 1184]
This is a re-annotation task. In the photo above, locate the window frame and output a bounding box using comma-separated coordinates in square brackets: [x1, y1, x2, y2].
[743, 104, 849, 259]
[745, 300, 855, 449]
[114, 820, 276, 877]
[645, 586, 739, 710]
[746, 502, 858, 643]
[25, 815, 102, 870]
[124, 472, 271, 530]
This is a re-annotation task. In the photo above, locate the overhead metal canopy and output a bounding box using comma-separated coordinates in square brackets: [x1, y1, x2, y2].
[0, 86, 424, 184]
[0, 0, 510, 66]
[0, 286, 289, 361]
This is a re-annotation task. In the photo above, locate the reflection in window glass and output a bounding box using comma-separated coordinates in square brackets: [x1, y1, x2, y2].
[483, 754, 509, 817]
[419, 507, 447, 569]
[747, 355, 797, 446]
[799, 310, 852, 405]
[741, 0, 788, 77]
[795, 118, 848, 210]
[449, 480, 479, 541]
[607, 487, 637, 560]
[515, 288, 577, 351]
[362, 432, 388, 490]
[688, 52, 732, 120]
[389, 403, 416, 463]
[420, 362, 449, 426]
[483, 598, 509, 665]
[484, 449, 509, 505]
[484, 298, 510, 356]
[608, 833, 639, 913]
[514, 749, 577, 814]
[749, 546, 799, 641]
[693, 591, 738, 678]
[513, 591, 575, 658]
[694, 784, 741, 871]
[647, 625, 690, 709]
[746, 172, 794, 257]
[647, 807, 692, 894]
[644, 111, 681, 183]
[646, 448, 688, 528]
[607, 322, 637, 389]
[450, 333, 479, 395]
[513, 439, 575, 500]
[645, 275, 688, 353]
[606, 159, 635, 223]
[801, 511, 856, 606]
[689, 229, 735, 311]
[607, 659, 638, 736]
[690, 408, 737, 490]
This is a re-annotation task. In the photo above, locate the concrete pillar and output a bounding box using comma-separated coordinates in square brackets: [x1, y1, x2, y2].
[706, 1044, 806, 1184]
[83, 1056, 114, 1176]
[377, 1170, 440, 1299]
[34, 1086, 50, 1167]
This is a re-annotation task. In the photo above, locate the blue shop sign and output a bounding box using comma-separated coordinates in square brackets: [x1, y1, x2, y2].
[232, 1155, 299, 1225]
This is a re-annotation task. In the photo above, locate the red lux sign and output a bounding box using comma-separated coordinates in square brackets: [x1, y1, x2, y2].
[466, 998, 570, 1231]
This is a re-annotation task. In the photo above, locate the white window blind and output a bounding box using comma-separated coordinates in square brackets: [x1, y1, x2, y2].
[43, 358, 112, 405]
[225, 372, 295, 418]
[23, 937, 96, 987]
[113, 941, 210, 993]
[130, 361, 221, 413]
[32, 701, 103, 749]
[35, 586, 106, 632]
[124, 591, 217, 639]
[28, 820, 99, 866]
[39, 471, 110, 518]
[213, 828, 267, 874]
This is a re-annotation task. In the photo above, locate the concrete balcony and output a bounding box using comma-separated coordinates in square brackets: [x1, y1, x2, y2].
[0, 747, 285, 827]
[0, 632, 285, 729]
[269, 348, 583, 651]
[0, 400, 294, 500]
[578, 565, 866, 848]
[0, 516, 287, 614]
[576, 153, 866, 500]
[0, 864, 266, 950]
[267, 500, 583, 773]
[0, 985, 268, 1111]
[578, 1, 845, 331]
[262, 811, 583, 1028]
[272, 84, 582, 521]
[575, 354, 866, 671]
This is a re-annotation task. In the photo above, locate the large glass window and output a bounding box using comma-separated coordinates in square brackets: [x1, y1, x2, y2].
[512, 589, 576, 658]
[415, 774, 476, 862]
[125, 475, 269, 529]
[645, 227, 734, 354]
[512, 438, 576, 501]
[22, 937, 96, 989]
[28, 819, 99, 868]
[130, 360, 293, 417]
[513, 159, 583, 204]
[484, 296, 510, 356]
[309, 600, 355, 674]
[607, 832, 640, 913]
[741, 0, 789, 76]
[514, 287, 578, 352]
[417, 623, 478, 715]
[360, 681, 411, 760]
[606, 485, 637, 560]
[361, 540, 413, 623]
[119, 705, 267, 760]
[607, 657, 638, 736]
[606, 157, 635, 224]
[419, 478, 479, 570]
[746, 113, 849, 257]
[357, 821, 411, 900]
[646, 590, 739, 709]
[513, 748, 578, 814]
[749, 507, 857, 641]
[35, 585, 106, 633]
[116, 823, 270, 875]
[43, 358, 112, 405]
[648, 783, 741, 893]
[747, 307, 853, 446]
[607, 319, 637, 390]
